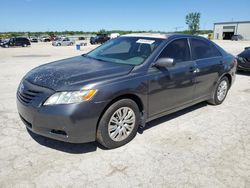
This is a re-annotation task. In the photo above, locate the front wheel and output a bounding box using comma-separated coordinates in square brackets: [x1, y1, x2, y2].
[97, 99, 140, 149]
[207, 77, 229, 105]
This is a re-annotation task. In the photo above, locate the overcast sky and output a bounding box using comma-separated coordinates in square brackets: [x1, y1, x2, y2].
[1, 0, 250, 32]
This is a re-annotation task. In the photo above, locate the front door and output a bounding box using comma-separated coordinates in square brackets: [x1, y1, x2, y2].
[148, 38, 196, 117]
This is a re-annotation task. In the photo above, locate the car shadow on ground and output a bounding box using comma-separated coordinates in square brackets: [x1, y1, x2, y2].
[28, 102, 208, 153]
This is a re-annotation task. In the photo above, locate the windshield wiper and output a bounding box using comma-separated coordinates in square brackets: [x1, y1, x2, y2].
[83, 54, 107, 62]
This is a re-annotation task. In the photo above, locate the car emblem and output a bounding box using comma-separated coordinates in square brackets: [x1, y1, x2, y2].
[19, 83, 25, 93]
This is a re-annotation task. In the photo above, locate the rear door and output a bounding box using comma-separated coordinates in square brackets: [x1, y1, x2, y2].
[190, 38, 223, 101]
[148, 38, 196, 117]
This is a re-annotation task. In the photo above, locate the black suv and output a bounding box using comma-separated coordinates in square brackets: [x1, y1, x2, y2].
[17, 34, 236, 149]
[90, 34, 110, 44]
[1, 37, 31, 48]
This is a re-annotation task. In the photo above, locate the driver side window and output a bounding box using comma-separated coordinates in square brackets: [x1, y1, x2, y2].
[159, 38, 191, 63]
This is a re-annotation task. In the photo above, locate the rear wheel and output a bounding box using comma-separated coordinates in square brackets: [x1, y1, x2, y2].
[207, 77, 229, 105]
[97, 99, 140, 149]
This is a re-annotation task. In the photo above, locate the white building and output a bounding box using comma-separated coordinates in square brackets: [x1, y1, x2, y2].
[213, 21, 250, 40]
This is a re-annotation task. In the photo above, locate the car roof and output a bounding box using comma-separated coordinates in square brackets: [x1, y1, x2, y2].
[121, 33, 194, 39]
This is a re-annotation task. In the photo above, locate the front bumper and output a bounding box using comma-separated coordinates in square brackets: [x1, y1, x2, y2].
[17, 80, 107, 143]
[237, 64, 250, 71]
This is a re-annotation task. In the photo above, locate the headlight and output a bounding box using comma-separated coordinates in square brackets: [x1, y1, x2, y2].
[44, 89, 97, 105]
[237, 56, 245, 63]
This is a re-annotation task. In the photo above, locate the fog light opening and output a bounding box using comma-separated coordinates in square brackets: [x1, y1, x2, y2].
[50, 129, 67, 136]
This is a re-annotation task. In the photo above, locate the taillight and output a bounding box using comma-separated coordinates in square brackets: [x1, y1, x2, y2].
[233, 58, 238, 66]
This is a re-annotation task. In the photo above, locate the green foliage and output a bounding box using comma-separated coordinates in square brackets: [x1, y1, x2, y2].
[0, 30, 149, 39]
[185, 12, 201, 35]
[97, 29, 107, 35]
[0, 27, 212, 39]
[176, 30, 212, 35]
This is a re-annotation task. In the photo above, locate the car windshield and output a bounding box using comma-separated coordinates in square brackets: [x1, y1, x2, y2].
[86, 37, 164, 65]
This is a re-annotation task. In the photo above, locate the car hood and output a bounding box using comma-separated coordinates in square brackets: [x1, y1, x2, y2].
[24, 56, 134, 91]
[238, 49, 250, 58]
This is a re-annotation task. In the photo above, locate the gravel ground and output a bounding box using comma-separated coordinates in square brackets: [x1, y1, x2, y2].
[0, 40, 250, 188]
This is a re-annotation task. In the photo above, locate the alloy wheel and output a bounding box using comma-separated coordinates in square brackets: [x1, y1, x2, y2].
[217, 80, 228, 101]
[108, 107, 136, 142]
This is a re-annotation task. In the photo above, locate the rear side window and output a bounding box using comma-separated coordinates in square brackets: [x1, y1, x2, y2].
[190, 38, 221, 60]
[17, 38, 28, 42]
[159, 38, 191, 63]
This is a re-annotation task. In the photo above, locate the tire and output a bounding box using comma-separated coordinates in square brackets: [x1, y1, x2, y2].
[70, 42, 73, 46]
[23, 44, 27, 47]
[207, 77, 229, 105]
[4, 44, 9, 48]
[97, 99, 140, 149]
[57, 43, 61, 46]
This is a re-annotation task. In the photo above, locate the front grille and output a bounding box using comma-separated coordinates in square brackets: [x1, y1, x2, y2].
[17, 88, 42, 104]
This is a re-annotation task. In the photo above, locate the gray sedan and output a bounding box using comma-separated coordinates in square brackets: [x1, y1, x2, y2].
[17, 33, 236, 149]
[52, 38, 74, 46]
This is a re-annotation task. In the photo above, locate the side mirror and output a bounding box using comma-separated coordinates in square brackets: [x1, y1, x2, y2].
[154, 58, 175, 68]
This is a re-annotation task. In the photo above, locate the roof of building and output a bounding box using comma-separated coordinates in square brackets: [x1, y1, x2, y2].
[214, 21, 250, 25]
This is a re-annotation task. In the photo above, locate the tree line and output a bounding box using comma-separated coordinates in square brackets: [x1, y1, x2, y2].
[1, 12, 210, 39]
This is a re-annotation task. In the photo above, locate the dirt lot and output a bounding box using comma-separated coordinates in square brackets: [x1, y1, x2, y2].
[0, 40, 250, 188]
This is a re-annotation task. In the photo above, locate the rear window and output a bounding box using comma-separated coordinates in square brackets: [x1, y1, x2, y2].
[190, 38, 221, 60]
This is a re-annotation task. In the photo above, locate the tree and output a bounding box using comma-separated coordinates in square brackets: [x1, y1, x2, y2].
[97, 29, 108, 35]
[185, 12, 201, 35]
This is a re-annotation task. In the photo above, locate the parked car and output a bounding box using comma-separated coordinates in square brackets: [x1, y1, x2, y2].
[52, 37, 74, 46]
[40, 36, 51, 42]
[90, 34, 110, 44]
[237, 47, 250, 71]
[110, 33, 120, 39]
[79, 37, 86, 40]
[1, 37, 30, 48]
[0, 38, 9, 46]
[30, 37, 38, 43]
[17, 33, 236, 149]
[231, 35, 243, 41]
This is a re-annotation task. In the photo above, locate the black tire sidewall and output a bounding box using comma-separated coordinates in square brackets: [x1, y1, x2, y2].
[97, 99, 140, 149]
[214, 77, 229, 105]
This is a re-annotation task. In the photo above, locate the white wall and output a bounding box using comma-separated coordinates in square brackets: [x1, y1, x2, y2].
[214, 22, 250, 40]
[237, 23, 250, 40]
